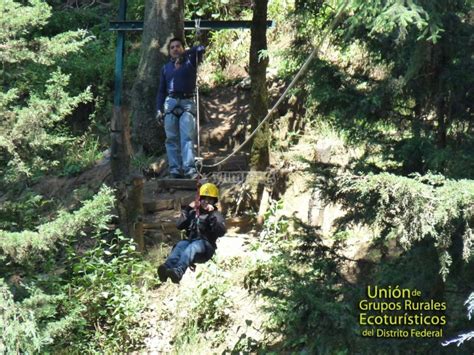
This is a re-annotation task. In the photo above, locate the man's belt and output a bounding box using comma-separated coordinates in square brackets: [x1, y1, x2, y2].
[169, 92, 195, 99]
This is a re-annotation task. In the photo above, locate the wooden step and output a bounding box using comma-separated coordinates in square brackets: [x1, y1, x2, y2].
[143, 199, 176, 213]
[143, 190, 195, 212]
[143, 215, 254, 233]
[201, 154, 248, 172]
[156, 178, 207, 190]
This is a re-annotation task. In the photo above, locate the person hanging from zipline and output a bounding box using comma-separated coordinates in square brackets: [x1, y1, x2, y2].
[158, 183, 226, 284]
[155, 37, 204, 179]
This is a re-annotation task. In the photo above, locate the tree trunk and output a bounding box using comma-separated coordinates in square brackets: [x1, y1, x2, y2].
[131, 0, 184, 154]
[249, 0, 270, 170]
[111, 107, 145, 252]
[436, 97, 447, 149]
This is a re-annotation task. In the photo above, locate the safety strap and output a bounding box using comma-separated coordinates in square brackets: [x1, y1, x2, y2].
[192, 158, 204, 240]
[170, 106, 192, 117]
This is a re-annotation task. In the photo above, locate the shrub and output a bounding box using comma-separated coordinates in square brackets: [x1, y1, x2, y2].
[64, 231, 155, 352]
[336, 173, 474, 280]
[175, 262, 233, 351]
[0, 279, 83, 354]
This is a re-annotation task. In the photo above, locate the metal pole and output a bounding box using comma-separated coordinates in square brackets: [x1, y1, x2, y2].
[113, 0, 127, 107]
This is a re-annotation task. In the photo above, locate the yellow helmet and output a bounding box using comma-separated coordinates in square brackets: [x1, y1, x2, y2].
[199, 183, 219, 199]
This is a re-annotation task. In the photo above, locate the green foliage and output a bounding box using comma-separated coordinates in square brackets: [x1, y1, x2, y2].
[189, 264, 232, 331]
[206, 29, 249, 71]
[185, 0, 251, 86]
[0, 191, 51, 232]
[343, 0, 437, 42]
[185, 0, 245, 20]
[175, 262, 232, 350]
[442, 292, 474, 347]
[268, 0, 294, 24]
[260, 199, 289, 240]
[44, 4, 117, 135]
[288, 0, 473, 178]
[0, 0, 91, 66]
[0, 186, 116, 353]
[244, 197, 474, 353]
[193, 275, 231, 331]
[230, 327, 262, 353]
[0, 0, 92, 96]
[0, 188, 155, 353]
[0, 279, 83, 354]
[60, 134, 104, 176]
[0, 0, 94, 185]
[131, 152, 156, 173]
[0, 2, 154, 352]
[0, 185, 115, 264]
[244, 214, 360, 353]
[1, 70, 93, 182]
[65, 232, 155, 352]
[336, 173, 474, 280]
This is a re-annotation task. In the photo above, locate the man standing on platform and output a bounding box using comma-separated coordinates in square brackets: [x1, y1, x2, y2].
[156, 37, 204, 179]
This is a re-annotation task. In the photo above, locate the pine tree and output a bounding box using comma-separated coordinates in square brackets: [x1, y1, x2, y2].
[0, 0, 93, 185]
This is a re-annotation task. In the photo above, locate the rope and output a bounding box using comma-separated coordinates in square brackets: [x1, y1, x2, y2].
[194, 18, 202, 165]
[201, 0, 349, 169]
[194, 19, 202, 221]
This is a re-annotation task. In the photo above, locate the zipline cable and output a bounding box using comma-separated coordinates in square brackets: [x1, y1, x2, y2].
[195, 18, 202, 161]
[194, 18, 203, 218]
[200, 0, 349, 169]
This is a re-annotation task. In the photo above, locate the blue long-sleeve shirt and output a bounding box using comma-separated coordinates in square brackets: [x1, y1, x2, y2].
[156, 45, 205, 112]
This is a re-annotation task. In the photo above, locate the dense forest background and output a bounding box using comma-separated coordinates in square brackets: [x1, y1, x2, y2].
[1, 0, 473, 353]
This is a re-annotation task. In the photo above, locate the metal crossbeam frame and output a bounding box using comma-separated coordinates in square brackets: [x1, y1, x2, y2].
[112, 0, 273, 108]
[109, 20, 274, 31]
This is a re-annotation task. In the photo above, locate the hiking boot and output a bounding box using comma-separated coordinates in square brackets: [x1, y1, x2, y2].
[168, 268, 182, 284]
[158, 264, 169, 282]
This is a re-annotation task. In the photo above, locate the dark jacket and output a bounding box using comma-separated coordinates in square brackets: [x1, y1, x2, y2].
[156, 45, 205, 112]
[176, 206, 226, 249]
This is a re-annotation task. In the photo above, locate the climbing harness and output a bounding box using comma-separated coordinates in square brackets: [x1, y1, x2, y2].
[170, 106, 185, 117]
[193, 158, 204, 218]
[199, 0, 350, 169]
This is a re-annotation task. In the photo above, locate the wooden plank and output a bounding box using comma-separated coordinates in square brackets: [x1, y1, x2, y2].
[143, 216, 253, 231]
[143, 221, 176, 231]
[156, 178, 207, 190]
[143, 191, 195, 212]
[202, 155, 248, 172]
[143, 199, 175, 212]
[143, 223, 168, 229]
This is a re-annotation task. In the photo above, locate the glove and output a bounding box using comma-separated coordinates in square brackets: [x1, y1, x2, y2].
[156, 110, 163, 127]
